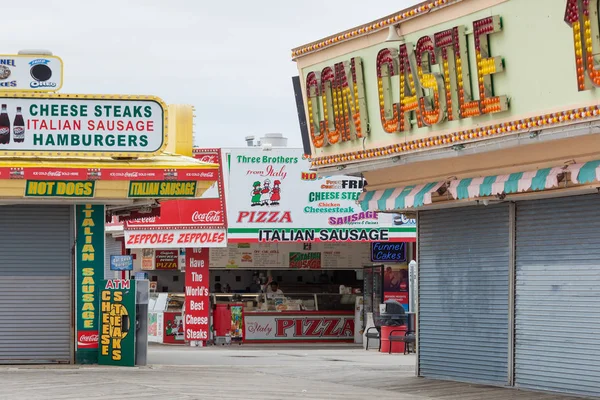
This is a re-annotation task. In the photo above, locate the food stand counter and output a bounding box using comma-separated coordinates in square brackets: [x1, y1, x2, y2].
[148, 293, 185, 344]
[212, 293, 356, 343]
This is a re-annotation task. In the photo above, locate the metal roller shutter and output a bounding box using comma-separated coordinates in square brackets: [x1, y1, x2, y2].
[515, 195, 600, 397]
[104, 235, 122, 280]
[0, 205, 72, 363]
[418, 205, 510, 384]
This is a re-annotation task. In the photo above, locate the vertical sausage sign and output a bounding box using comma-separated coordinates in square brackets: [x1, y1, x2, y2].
[185, 248, 209, 342]
[75, 204, 105, 364]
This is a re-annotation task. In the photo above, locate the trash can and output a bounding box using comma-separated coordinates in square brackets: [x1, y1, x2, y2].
[378, 300, 408, 354]
[380, 325, 408, 354]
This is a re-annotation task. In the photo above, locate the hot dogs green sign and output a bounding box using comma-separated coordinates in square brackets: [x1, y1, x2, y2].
[0, 93, 166, 157]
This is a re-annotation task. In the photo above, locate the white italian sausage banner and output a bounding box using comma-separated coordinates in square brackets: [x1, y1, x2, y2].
[225, 148, 415, 242]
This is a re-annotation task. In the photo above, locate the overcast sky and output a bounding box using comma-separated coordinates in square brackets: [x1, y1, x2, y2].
[6, 0, 419, 148]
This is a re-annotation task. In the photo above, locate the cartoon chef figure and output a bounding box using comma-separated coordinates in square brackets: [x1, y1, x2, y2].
[251, 181, 262, 206]
[261, 179, 271, 206]
[270, 179, 281, 205]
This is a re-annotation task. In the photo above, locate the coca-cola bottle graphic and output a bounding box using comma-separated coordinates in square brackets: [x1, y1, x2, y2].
[13, 107, 24, 143]
[0, 104, 10, 144]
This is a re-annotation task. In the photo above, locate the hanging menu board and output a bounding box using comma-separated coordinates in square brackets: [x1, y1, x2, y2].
[209, 242, 372, 269]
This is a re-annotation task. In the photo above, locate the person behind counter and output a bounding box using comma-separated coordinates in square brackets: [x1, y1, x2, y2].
[265, 276, 283, 299]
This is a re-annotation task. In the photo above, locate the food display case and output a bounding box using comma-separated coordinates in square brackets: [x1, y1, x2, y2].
[148, 293, 185, 344]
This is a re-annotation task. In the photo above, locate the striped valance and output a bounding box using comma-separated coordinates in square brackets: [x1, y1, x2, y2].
[448, 167, 564, 200]
[358, 181, 445, 212]
[358, 160, 600, 212]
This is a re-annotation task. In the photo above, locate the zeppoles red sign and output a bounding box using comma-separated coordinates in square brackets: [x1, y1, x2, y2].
[125, 230, 226, 248]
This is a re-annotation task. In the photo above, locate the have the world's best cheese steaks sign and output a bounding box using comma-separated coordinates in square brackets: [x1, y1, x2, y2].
[184, 248, 210, 342]
[98, 279, 136, 367]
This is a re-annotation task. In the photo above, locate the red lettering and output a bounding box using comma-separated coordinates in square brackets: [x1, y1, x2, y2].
[256, 212, 268, 223]
[303, 318, 324, 337]
[341, 319, 354, 336]
[295, 319, 303, 337]
[267, 212, 278, 223]
[322, 318, 342, 337]
[126, 235, 134, 245]
[276, 319, 294, 337]
[237, 212, 249, 223]
[280, 211, 292, 223]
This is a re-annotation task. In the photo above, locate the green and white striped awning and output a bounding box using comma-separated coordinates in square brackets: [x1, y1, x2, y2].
[358, 164, 577, 212]
[447, 167, 564, 200]
[568, 160, 600, 184]
[358, 181, 445, 212]
[358, 161, 600, 213]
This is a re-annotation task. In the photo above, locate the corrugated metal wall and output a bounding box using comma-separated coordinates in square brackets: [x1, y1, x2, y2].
[418, 205, 510, 384]
[0, 205, 72, 363]
[515, 195, 600, 397]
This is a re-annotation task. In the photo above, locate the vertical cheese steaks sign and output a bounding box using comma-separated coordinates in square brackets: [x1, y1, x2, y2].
[98, 279, 136, 367]
[0, 94, 166, 157]
[75, 204, 104, 364]
[185, 248, 210, 342]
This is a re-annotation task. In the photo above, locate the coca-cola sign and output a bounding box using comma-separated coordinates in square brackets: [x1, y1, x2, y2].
[192, 210, 222, 223]
[125, 198, 225, 228]
[77, 331, 99, 349]
[196, 155, 219, 164]
[193, 150, 220, 165]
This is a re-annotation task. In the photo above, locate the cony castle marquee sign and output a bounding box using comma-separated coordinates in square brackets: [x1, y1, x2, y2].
[301, 0, 600, 166]
[305, 15, 507, 148]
